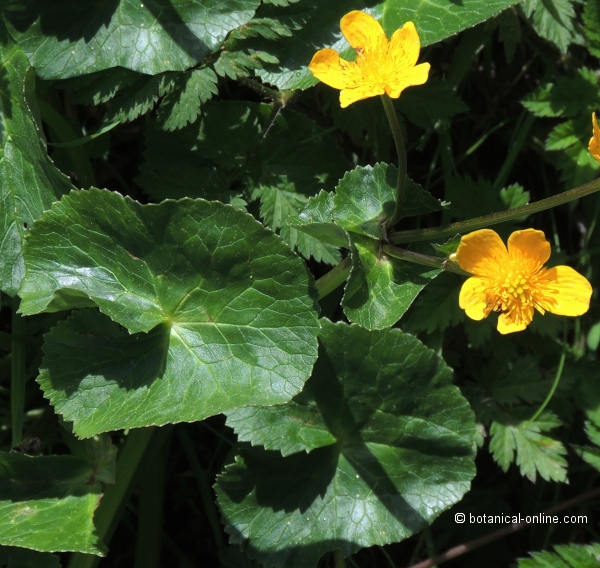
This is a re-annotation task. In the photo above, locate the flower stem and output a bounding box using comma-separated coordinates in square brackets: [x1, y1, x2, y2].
[389, 177, 600, 244]
[11, 303, 26, 448]
[315, 256, 352, 299]
[381, 95, 407, 230]
[382, 244, 471, 276]
[524, 348, 566, 428]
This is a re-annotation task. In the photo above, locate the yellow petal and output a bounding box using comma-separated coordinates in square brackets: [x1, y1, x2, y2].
[340, 11, 387, 54]
[456, 229, 508, 278]
[459, 276, 490, 321]
[589, 112, 600, 164]
[506, 229, 550, 270]
[537, 265, 592, 316]
[385, 62, 430, 99]
[309, 49, 362, 90]
[497, 313, 528, 334]
[388, 21, 421, 69]
[340, 83, 385, 107]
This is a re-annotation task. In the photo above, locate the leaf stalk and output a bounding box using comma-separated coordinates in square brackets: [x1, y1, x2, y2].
[390, 177, 600, 244]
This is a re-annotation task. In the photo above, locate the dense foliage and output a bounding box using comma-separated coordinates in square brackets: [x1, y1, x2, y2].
[1, 1, 600, 567]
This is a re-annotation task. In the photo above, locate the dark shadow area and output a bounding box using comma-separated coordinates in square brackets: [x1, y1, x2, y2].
[42, 308, 170, 398]
[5, 0, 120, 42]
[220, 443, 340, 514]
[142, 0, 211, 62]
[0, 451, 101, 502]
[5, 0, 210, 63]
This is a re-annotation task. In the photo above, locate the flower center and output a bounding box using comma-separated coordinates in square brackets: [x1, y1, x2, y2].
[356, 47, 390, 88]
[487, 262, 545, 325]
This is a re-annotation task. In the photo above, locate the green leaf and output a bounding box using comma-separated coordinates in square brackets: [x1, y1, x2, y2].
[333, 164, 443, 239]
[216, 320, 476, 568]
[256, 0, 523, 91]
[0, 35, 73, 296]
[445, 174, 504, 220]
[545, 118, 600, 188]
[401, 272, 465, 334]
[522, 68, 600, 118]
[522, 0, 583, 53]
[54, 67, 141, 106]
[547, 125, 581, 151]
[139, 101, 347, 199]
[489, 410, 567, 482]
[138, 101, 349, 262]
[60, 430, 117, 485]
[430, 235, 461, 256]
[343, 235, 440, 330]
[4, 0, 261, 78]
[497, 7, 521, 62]
[558, 144, 600, 188]
[255, 185, 342, 264]
[0, 452, 104, 555]
[103, 72, 177, 124]
[518, 544, 600, 568]
[583, 0, 600, 58]
[291, 190, 350, 249]
[0, 546, 60, 568]
[477, 356, 575, 406]
[575, 444, 600, 472]
[500, 183, 530, 209]
[19, 190, 319, 437]
[224, 399, 337, 457]
[158, 68, 219, 131]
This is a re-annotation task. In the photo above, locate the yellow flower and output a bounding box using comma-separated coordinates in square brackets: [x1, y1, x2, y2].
[308, 11, 430, 108]
[589, 112, 600, 164]
[456, 228, 592, 334]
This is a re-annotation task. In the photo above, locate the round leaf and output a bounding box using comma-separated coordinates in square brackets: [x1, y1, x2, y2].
[20, 190, 319, 436]
[216, 320, 476, 568]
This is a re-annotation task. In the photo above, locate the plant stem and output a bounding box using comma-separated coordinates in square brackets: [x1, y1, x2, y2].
[381, 95, 408, 230]
[382, 245, 471, 277]
[524, 349, 566, 427]
[11, 305, 26, 448]
[315, 256, 352, 299]
[68, 427, 157, 568]
[406, 485, 600, 568]
[333, 549, 347, 568]
[177, 426, 226, 557]
[37, 98, 96, 188]
[134, 430, 171, 568]
[389, 177, 600, 244]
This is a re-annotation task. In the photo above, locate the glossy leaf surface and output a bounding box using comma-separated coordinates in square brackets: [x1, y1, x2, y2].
[4, 0, 260, 78]
[216, 320, 476, 568]
[0, 452, 104, 555]
[0, 34, 72, 296]
[20, 191, 319, 436]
